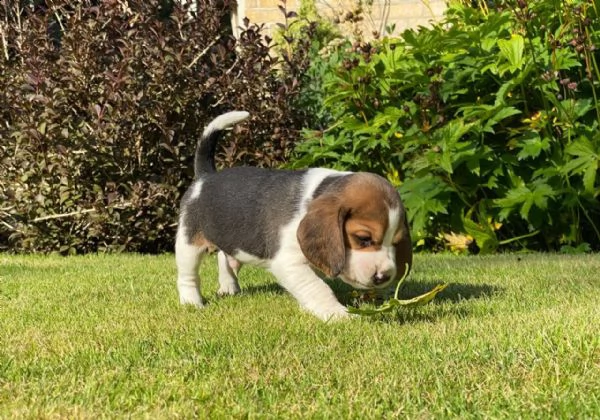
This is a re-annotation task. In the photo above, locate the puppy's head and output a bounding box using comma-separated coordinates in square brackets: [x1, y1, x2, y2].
[297, 173, 412, 290]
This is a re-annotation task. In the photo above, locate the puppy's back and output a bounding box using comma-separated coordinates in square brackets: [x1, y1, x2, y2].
[182, 167, 307, 259]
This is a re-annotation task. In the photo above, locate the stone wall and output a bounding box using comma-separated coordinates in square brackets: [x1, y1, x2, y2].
[234, 0, 447, 37]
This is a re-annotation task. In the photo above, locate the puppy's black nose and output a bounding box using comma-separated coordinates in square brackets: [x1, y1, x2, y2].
[372, 272, 391, 285]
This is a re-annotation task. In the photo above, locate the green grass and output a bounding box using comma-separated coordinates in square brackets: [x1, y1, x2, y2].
[1, 253, 599, 418]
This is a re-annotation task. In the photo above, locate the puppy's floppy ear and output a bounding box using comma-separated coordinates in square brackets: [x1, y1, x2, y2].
[297, 195, 348, 278]
[394, 213, 413, 280]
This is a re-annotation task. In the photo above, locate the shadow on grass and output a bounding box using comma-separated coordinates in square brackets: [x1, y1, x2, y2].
[401, 281, 502, 303]
[240, 283, 285, 296]
[211, 278, 502, 324]
[236, 280, 502, 303]
[334, 280, 503, 324]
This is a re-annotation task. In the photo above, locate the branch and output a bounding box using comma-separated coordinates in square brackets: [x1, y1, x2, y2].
[187, 35, 221, 69]
[31, 208, 96, 223]
[0, 219, 20, 232]
[0, 24, 8, 61]
[30, 202, 134, 223]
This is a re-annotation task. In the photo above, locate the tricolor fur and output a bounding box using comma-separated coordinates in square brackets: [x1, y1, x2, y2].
[176, 111, 412, 321]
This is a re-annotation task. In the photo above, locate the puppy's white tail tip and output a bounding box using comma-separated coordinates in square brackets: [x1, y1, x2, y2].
[203, 111, 250, 136]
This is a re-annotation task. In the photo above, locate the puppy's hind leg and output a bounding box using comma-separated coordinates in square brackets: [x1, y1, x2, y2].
[217, 251, 242, 296]
[176, 229, 206, 307]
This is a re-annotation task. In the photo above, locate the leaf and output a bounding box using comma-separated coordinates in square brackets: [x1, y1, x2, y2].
[347, 306, 386, 315]
[495, 181, 556, 221]
[571, 98, 593, 119]
[493, 106, 522, 122]
[393, 262, 412, 300]
[563, 136, 599, 195]
[497, 34, 525, 74]
[481, 37, 496, 52]
[348, 264, 448, 316]
[395, 283, 449, 306]
[463, 217, 499, 254]
[443, 231, 473, 252]
[461, 203, 500, 253]
[348, 284, 448, 315]
[516, 132, 550, 160]
[399, 175, 452, 236]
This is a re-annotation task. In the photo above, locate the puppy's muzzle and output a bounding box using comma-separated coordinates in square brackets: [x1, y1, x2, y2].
[372, 272, 392, 286]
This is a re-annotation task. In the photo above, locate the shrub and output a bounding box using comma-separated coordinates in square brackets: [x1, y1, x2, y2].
[291, 0, 600, 252]
[0, 0, 311, 253]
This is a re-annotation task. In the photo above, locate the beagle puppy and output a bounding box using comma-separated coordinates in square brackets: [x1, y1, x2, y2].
[176, 111, 412, 320]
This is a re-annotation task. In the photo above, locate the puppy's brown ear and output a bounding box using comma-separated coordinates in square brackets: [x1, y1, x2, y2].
[297, 195, 347, 278]
[394, 214, 413, 280]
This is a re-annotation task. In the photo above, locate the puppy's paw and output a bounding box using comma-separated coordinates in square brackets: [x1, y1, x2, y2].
[217, 283, 241, 296]
[179, 299, 205, 308]
[311, 305, 353, 322]
[178, 284, 205, 308]
[325, 311, 354, 323]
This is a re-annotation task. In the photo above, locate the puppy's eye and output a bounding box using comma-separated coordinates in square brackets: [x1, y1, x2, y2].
[354, 234, 373, 248]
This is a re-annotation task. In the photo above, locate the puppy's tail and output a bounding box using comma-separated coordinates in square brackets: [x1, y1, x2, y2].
[195, 111, 250, 176]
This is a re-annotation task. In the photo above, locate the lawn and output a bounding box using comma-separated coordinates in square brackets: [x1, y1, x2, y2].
[1, 253, 599, 418]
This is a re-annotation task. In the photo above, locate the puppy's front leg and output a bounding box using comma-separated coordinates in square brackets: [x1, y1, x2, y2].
[270, 260, 349, 321]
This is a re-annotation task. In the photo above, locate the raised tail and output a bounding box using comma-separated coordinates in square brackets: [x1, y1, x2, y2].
[194, 111, 250, 177]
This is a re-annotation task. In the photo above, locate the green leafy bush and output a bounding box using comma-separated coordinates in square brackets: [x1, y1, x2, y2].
[273, 0, 344, 134]
[0, 0, 312, 253]
[291, 0, 600, 252]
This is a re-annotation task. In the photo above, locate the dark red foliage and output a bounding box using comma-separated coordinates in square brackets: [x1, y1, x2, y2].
[0, 0, 312, 253]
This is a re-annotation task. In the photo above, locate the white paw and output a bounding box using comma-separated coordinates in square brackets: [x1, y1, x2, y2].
[178, 284, 205, 307]
[311, 305, 351, 322]
[217, 283, 241, 296]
